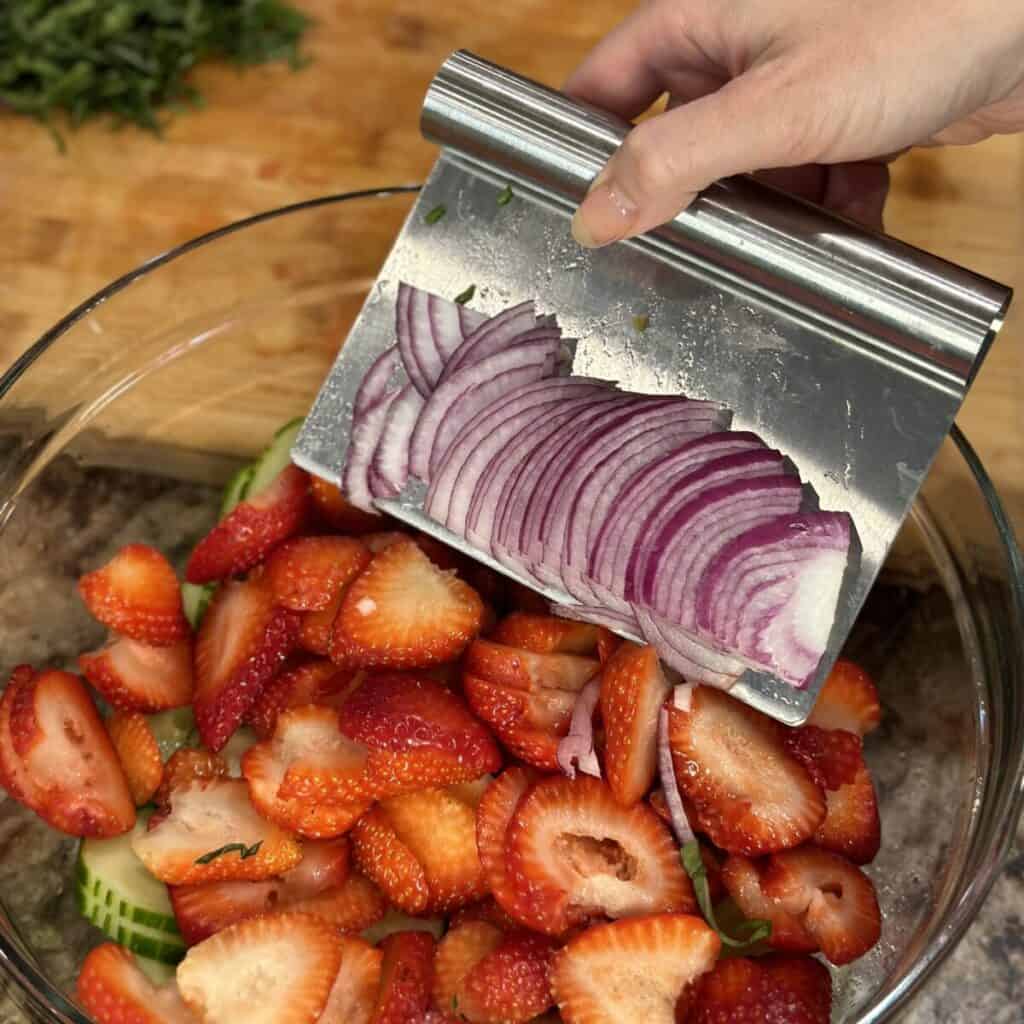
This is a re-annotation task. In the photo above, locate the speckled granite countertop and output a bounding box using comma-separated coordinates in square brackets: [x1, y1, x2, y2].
[0, 457, 1020, 1024]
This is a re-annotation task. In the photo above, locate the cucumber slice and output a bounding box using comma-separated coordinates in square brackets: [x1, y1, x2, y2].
[134, 956, 177, 986]
[219, 463, 256, 519]
[246, 417, 304, 499]
[145, 708, 197, 762]
[360, 909, 446, 946]
[181, 582, 215, 631]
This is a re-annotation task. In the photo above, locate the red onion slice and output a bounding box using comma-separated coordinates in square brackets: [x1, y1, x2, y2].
[551, 602, 640, 635]
[657, 704, 695, 844]
[556, 677, 602, 779]
[439, 300, 540, 381]
[354, 346, 402, 419]
[342, 390, 399, 512]
[369, 384, 425, 498]
[634, 605, 743, 689]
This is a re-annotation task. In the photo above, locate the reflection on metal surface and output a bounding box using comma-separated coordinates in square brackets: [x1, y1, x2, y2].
[294, 52, 1012, 724]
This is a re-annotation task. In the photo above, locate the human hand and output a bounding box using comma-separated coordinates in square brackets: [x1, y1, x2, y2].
[567, 0, 1024, 244]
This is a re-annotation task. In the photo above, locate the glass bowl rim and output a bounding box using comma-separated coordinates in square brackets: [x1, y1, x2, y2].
[0, 186, 1021, 1023]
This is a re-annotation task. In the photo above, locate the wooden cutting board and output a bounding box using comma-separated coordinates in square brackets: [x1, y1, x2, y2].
[0, 0, 1020, 528]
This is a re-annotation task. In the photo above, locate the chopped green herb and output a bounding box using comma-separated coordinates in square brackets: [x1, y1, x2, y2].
[632, 313, 650, 333]
[195, 840, 263, 865]
[425, 203, 447, 225]
[496, 184, 514, 206]
[0, 0, 311, 147]
[454, 284, 476, 306]
[681, 841, 772, 950]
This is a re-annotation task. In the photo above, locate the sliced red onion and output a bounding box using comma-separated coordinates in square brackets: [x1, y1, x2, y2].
[657, 705, 695, 844]
[695, 512, 851, 686]
[556, 677, 602, 779]
[342, 390, 399, 512]
[439, 301, 539, 381]
[369, 384, 425, 498]
[634, 605, 743, 689]
[551, 602, 640, 636]
[354, 346, 402, 419]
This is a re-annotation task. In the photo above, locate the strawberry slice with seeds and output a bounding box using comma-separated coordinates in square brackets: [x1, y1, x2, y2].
[265, 535, 371, 612]
[318, 935, 383, 1024]
[291, 871, 386, 933]
[132, 777, 301, 884]
[283, 836, 351, 895]
[79, 544, 189, 647]
[760, 846, 882, 965]
[310, 476, 384, 534]
[813, 764, 881, 865]
[551, 914, 720, 1024]
[76, 943, 196, 1024]
[297, 591, 345, 658]
[177, 912, 341, 1024]
[492, 613, 604, 655]
[8, 669, 135, 837]
[0, 666, 45, 809]
[245, 658, 359, 738]
[807, 659, 882, 736]
[504, 775, 694, 935]
[185, 465, 311, 583]
[433, 920, 505, 1021]
[691, 954, 832, 1024]
[351, 806, 431, 915]
[370, 931, 436, 1024]
[450, 898, 522, 933]
[719, 855, 817, 953]
[462, 930, 556, 1023]
[107, 712, 163, 805]
[599, 643, 671, 806]
[79, 636, 194, 713]
[194, 576, 300, 751]
[783, 725, 863, 791]
[331, 538, 484, 668]
[667, 686, 826, 856]
[464, 640, 600, 693]
[156, 748, 228, 808]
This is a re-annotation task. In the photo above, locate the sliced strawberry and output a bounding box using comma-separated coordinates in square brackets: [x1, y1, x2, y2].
[814, 765, 881, 865]
[598, 643, 671, 806]
[761, 846, 882, 965]
[351, 806, 431, 915]
[371, 931, 436, 1024]
[283, 836, 351, 895]
[461, 930, 556, 1023]
[0, 666, 45, 808]
[331, 538, 484, 668]
[667, 687, 826, 856]
[176, 912, 341, 1024]
[79, 544, 189, 647]
[79, 636, 194, 713]
[193, 576, 300, 751]
[107, 712, 163, 806]
[449, 898, 521, 933]
[504, 775, 694, 935]
[551, 914, 720, 1024]
[292, 871, 386, 933]
[464, 639, 599, 693]
[691, 954, 832, 1024]
[132, 777, 301, 884]
[156, 748, 228, 808]
[310, 476, 384, 534]
[491, 719, 565, 772]
[265, 535, 371, 612]
[492, 613, 603, 655]
[807, 659, 882, 736]
[297, 591, 344, 657]
[596, 629, 621, 664]
[245, 658, 359, 738]
[719, 855, 817, 953]
[318, 935, 383, 1024]
[783, 725, 863, 791]
[338, 673, 502, 794]
[433, 920, 505, 1021]
[76, 943, 195, 1024]
[7, 669, 135, 837]
[362, 531, 412, 552]
[186, 465, 310, 583]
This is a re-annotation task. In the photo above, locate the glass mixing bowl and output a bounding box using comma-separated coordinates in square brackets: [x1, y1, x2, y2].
[0, 189, 1021, 1024]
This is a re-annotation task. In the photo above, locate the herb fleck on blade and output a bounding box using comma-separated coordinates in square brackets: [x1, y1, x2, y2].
[454, 285, 476, 305]
[425, 204, 447, 225]
[496, 184, 514, 206]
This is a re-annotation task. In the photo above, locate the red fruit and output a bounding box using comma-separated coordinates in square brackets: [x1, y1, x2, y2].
[132, 777, 301, 885]
[370, 931, 436, 1024]
[79, 544, 189, 647]
[433, 920, 504, 1020]
[292, 871, 386, 934]
[0, 666, 45, 807]
[719, 855, 817, 953]
[331, 538, 484, 668]
[667, 687, 826, 856]
[186, 465, 310, 583]
[318, 935, 383, 1024]
[193, 576, 300, 751]
[492, 614, 603, 655]
[310, 476, 384, 534]
[691, 954, 832, 1024]
[176, 912, 341, 1024]
[504, 775, 694, 935]
[246, 658, 359, 738]
[156, 748, 228, 808]
[351, 806, 430, 915]
[283, 836, 351, 895]
[338, 673, 502, 793]
[7, 669, 135, 837]
[784, 725, 863, 791]
[76, 943, 195, 1024]
[297, 591, 344, 657]
[265, 535, 371, 612]
[462, 930, 556, 1023]
[551, 914, 721, 1024]
[814, 765, 882, 865]
[598, 643, 671, 806]
[106, 713, 163, 806]
[464, 639, 599, 693]
[449, 898, 521, 933]
[761, 846, 882, 965]
[596, 629, 621, 664]
[79, 637, 194, 713]
[807, 659, 882, 736]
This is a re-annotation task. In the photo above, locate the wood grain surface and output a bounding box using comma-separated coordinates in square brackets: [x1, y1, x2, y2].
[0, 0, 1021, 529]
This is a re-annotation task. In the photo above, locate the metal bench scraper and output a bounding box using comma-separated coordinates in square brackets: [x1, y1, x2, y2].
[292, 50, 1012, 725]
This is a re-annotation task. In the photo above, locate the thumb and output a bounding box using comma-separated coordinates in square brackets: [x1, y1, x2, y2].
[572, 64, 822, 247]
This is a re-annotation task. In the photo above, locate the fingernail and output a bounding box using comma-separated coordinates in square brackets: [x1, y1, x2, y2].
[571, 180, 638, 248]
